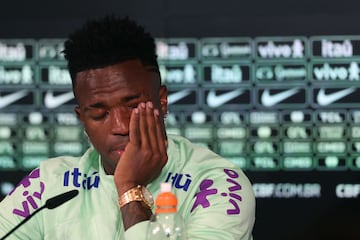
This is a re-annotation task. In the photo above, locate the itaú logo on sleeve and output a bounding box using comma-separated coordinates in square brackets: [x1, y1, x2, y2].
[63, 168, 100, 190]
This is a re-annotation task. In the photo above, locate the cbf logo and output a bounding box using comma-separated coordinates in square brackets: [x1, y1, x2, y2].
[63, 168, 100, 190]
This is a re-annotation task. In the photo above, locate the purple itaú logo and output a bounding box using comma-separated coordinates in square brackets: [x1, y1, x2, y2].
[190, 169, 243, 215]
[9, 169, 45, 218]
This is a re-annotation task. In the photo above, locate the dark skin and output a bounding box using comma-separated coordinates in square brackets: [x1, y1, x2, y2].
[74, 59, 168, 230]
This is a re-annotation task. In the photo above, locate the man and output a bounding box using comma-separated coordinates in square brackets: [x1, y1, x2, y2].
[0, 16, 255, 239]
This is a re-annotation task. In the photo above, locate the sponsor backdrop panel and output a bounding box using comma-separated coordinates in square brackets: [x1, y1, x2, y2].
[1, 36, 360, 239]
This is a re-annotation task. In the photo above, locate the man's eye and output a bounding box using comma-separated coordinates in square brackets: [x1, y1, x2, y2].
[92, 114, 107, 120]
[88, 110, 108, 120]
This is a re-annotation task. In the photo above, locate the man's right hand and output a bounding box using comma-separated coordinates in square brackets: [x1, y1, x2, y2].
[114, 101, 168, 197]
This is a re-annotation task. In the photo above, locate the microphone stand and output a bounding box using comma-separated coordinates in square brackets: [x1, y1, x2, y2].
[0, 189, 79, 240]
[0, 206, 45, 240]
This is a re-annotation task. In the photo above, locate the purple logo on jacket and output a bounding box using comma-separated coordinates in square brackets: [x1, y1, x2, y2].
[10, 169, 46, 218]
[190, 168, 243, 215]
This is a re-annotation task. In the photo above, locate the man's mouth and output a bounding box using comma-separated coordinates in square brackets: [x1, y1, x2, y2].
[110, 145, 127, 157]
[114, 149, 125, 155]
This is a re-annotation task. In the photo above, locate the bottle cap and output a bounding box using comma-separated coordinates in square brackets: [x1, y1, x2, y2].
[161, 182, 172, 192]
[155, 183, 178, 213]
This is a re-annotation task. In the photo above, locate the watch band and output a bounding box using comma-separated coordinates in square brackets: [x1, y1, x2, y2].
[118, 185, 153, 209]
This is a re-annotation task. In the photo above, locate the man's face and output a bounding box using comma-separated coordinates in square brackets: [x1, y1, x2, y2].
[74, 59, 167, 174]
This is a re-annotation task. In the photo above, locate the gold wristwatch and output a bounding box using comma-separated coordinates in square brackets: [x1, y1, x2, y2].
[118, 185, 154, 209]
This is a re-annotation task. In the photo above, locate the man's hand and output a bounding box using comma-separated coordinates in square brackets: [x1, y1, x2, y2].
[114, 101, 167, 192]
[114, 101, 168, 229]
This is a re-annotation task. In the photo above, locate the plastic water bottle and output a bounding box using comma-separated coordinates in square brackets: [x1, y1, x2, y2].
[146, 182, 187, 240]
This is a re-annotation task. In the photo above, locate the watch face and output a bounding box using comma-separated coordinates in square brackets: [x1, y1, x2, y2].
[141, 186, 154, 208]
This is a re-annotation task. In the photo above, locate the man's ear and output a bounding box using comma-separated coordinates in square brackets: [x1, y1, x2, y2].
[159, 85, 168, 117]
[74, 106, 83, 122]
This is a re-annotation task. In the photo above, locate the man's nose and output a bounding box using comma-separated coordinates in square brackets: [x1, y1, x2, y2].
[109, 107, 131, 135]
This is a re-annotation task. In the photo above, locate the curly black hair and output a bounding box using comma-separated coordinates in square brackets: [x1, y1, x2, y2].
[62, 15, 159, 89]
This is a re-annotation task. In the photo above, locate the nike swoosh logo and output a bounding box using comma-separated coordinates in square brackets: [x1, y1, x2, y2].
[261, 88, 299, 107]
[207, 89, 244, 108]
[168, 89, 191, 105]
[44, 91, 74, 109]
[317, 87, 356, 106]
[0, 90, 29, 108]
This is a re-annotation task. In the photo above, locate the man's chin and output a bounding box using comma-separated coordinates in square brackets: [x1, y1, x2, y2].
[100, 154, 122, 175]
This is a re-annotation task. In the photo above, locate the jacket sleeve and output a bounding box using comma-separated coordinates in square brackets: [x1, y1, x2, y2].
[0, 168, 44, 240]
[184, 167, 256, 240]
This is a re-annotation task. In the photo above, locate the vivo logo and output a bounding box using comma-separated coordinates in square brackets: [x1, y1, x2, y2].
[0, 65, 33, 84]
[190, 169, 244, 215]
[257, 39, 304, 59]
[10, 169, 45, 218]
[313, 62, 360, 81]
[160, 64, 196, 84]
